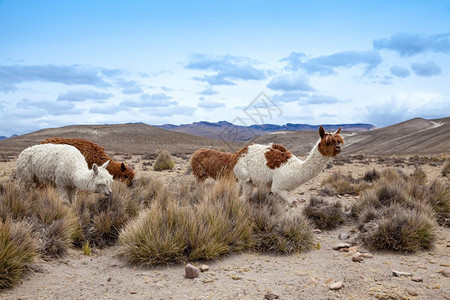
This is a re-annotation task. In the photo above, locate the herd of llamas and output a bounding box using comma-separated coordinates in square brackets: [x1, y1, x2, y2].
[15, 126, 344, 207]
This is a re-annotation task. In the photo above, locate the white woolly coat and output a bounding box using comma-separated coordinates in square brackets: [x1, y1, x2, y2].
[233, 141, 330, 193]
[16, 144, 113, 203]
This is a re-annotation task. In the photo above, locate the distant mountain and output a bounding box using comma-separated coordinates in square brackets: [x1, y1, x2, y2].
[156, 121, 375, 141]
[0, 134, 17, 141]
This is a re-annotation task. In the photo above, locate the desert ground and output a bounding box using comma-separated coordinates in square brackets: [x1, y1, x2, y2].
[1, 150, 449, 300]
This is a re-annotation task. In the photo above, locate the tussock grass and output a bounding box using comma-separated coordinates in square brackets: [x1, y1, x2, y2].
[352, 170, 441, 251]
[442, 160, 450, 177]
[363, 169, 379, 182]
[0, 181, 28, 222]
[73, 181, 140, 248]
[153, 150, 175, 171]
[320, 171, 371, 195]
[303, 197, 346, 230]
[411, 167, 427, 184]
[0, 221, 36, 289]
[119, 177, 254, 265]
[358, 204, 437, 252]
[251, 194, 314, 254]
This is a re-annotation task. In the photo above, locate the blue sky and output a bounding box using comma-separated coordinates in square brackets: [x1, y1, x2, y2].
[1, 0, 450, 136]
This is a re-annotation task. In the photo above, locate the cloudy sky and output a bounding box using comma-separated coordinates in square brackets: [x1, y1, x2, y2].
[1, 0, 450, 136]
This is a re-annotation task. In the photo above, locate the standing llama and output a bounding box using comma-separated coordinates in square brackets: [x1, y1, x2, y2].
[16, 144, 113, 204]
[234, 126, 344, 205]
[41, 137, 135, 186]
[190, 146, 250, 182]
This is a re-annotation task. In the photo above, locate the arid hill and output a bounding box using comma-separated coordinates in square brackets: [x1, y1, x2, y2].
[0, 123, 230, 157]
[251, 117, 450, 156]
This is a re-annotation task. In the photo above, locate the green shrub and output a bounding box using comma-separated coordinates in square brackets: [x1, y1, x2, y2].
[153, 150, 175, 171]
[0, 221, 36, 289]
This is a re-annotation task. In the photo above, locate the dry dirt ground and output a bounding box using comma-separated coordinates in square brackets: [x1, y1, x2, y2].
[1, 154, 449, 300]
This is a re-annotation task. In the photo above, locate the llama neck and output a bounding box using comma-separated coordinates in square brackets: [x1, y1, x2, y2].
[295, 140, 330, 184]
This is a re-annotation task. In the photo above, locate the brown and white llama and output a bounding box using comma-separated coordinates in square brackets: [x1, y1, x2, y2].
[190, 146, 250, 182]
[233, 126, 344, 205]
[41, 137, 135, 186]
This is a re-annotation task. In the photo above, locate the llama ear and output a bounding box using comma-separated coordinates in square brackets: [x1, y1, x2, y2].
[101, 160, 110, 169]
[121, 162, 126, 171]
[319, 126, 326, 139]
[92, 163, 99, 175]
[334, 127, 342, 135]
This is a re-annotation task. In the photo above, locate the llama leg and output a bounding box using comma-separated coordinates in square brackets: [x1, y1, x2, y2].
[57, 187, 71, 205]
[240, 181, 255, 201]
[272, 189, 298, 208]
[66, 187, 78, 204]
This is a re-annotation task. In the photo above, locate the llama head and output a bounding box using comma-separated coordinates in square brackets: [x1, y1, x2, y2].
[317, 126, 344, 157]
[91, 160, 113, 196]
[119, 162, 135, 186]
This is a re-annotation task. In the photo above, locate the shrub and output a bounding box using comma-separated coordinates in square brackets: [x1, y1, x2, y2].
[422, 180, 450, 226]
[0, 221, 36, 289]
[28, 188, 78, 258]
[363, 169, 379, 182]
[442, 160, 450, 177]
[303, 197, 346, 230]
[411, 167, 427, 184]
[358, 203, 437, 252]
[0, 182, 28, 222]
[119, 178, 254, 265]
[251, 193, 315, 254]
[321, 171, 370, 195]
[73, 181, 140, 248]
[153, 150, 175, 171]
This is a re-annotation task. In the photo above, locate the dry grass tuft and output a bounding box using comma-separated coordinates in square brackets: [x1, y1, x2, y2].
[153, 150, 175, 171]
[250, 192, 315, 254]
[119, 177, 254, 266]
[0, 221, 36, 289]
[320, 171, 371, 195]
[442, 160, 450, 177]
[73, 181, 140, 248]
[303, 197, 346, 230]
[358, 203, 437, 252]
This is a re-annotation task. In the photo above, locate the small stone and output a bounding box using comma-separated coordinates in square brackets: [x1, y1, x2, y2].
[393, 270, 413, 277]
[313, 229, 322, 234]
[338, 232, 350, 240]
[411, 276, 423, 282]
[264, 293, 279, 300]
[439, 270, 450, 277]
[359, 252, 374, 258]
[200, 264, 209, 272]
[333, 243, 351, 250]
[107, 277, 111, 282]
[329, 281, 344, 290]
[185, 264, 200, 279]
[130, 291, 137, 295]
[352, 253, 364, 263]
[406, 288, 418, 296]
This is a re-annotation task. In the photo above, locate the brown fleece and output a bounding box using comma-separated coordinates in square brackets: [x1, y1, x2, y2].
[264, 144, 293, 169]
[317, 128, 344, 157]
[41, 137, 135, 185]
[190, 145, 250, 182]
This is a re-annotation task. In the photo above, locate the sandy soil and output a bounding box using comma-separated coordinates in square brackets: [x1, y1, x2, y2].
[1, 155, 449, 300]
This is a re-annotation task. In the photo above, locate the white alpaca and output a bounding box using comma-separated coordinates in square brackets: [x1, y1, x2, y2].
[234, 126, 344, 205]
[16, 144, 113, 204]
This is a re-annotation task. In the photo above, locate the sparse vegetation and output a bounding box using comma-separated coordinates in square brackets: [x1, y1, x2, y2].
[0, 221, 36, 289]
[73, 181, 140, 248]
[320, 171, 371, 195]
[442, 160, 450, 177]
[153, 150, 175, 171]
[251, 193, 314, 254]
[303, 197, 346, 230]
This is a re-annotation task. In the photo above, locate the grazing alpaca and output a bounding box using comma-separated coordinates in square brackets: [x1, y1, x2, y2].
[234, 126, 344, 205]
[16, 144, 113, 204]
[190, 146, 250, 182]
[41, 137, 135, 186]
